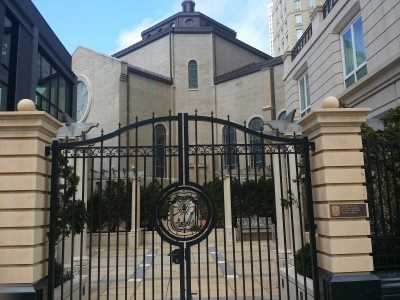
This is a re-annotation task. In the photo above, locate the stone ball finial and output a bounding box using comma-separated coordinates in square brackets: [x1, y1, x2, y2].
[17, 99, 36, 111]
[322, 96, 340, 109]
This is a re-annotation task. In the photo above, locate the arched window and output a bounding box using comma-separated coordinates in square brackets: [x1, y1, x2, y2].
[249, 117, 265, 168]
[188, 60, 198, 89]
[223, 126, 237, 169]
[154, 124, 166, 178]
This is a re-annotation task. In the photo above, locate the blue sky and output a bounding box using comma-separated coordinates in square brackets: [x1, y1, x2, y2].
[32, 0, 272, 55]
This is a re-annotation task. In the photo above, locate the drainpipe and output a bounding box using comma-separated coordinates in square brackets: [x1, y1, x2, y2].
[270, 67, 277, 120]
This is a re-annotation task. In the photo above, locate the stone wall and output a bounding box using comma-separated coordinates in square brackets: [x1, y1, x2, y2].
[0, 109, 62, 285]
[119, 35, 171, 78]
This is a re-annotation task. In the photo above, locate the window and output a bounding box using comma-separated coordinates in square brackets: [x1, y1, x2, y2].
[296, 29, 303, 40]
[309, 0, 316, 8]
[188, 60, 198, 89]
[1, 14, 17, 111]
[249, 118, 265, 168]
[295, 14, 303, 26]
[35, 51, 73, 120]
[341, 16, 367, 88]
[154, 124, 166, 178]
[222, 126, 238, 169]
[0, 82, 8, 111]
[298, 73, 311, 114]
[294, 0, 301, 11]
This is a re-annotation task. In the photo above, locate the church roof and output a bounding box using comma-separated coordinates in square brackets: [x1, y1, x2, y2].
[113, 1, 271, 61]
[215, 57, 283, 84]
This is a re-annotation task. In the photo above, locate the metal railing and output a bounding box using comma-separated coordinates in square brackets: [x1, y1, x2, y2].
[291, 23, 313, 60]
[322, 0, 339, 19]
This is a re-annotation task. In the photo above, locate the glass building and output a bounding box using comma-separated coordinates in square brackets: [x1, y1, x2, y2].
[0, 0, 76, 121]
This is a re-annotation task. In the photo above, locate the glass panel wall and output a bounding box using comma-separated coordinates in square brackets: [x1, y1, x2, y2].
[35, 50, 73, 119]
[0, 14, 16, 111]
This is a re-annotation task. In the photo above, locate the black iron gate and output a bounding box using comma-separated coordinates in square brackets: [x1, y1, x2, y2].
[48, 113, 319, 300]
[363, 137, 400, 271]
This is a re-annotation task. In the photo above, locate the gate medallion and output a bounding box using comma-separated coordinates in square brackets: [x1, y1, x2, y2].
[155, 184, 215, 246]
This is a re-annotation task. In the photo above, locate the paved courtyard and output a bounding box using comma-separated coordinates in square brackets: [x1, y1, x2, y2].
[86, 231, 280, 300]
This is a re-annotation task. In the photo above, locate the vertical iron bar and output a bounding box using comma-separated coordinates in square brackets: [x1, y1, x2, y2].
[134, 117, 139, 300]
[48, 140, 60, 300]
[277, 144, 291, 300]
[97, 130, 104, 300]
[116, 124, 121, 300]
[269, 152, 282, 300]
[286, 150, 299, 300]
[211, 114, 220, 300]
[79, 149, 86, 300]
[88, 157, 95, 300]
[236, 135, 246, 299]
[244, 122, 256, 300]
[70, 150, 77, 300]
[294, 142, 308, 300]
[303, 138, 320, 300]
[106, 157, 112, 300]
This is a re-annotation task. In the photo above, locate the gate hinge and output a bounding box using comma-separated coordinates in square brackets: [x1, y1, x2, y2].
[309, 141, 316, 152]
[45, 146, 51, 157]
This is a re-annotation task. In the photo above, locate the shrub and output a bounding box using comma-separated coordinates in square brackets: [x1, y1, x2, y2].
[87, 180, 132, 232]
[294, 243, 312, 278]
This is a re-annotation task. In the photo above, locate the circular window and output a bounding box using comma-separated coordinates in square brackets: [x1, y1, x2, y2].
[76, 77, 91, 122]
[184, 18, 194, 25]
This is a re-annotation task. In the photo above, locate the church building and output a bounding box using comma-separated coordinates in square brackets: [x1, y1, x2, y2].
[72, 0, 285, 137]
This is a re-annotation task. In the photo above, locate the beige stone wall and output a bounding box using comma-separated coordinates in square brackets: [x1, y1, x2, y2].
[214, 35, 267, 76]
[119, 35, 171, 78]
[172, 33, 215, 116]
[273, 64, 287, 118]
[299, 104, 373, 273]
[0, 111, 62, 284]
[216, 69, 273, 125]
[72, 47, 124, 135]
[282, 0, 400, 119]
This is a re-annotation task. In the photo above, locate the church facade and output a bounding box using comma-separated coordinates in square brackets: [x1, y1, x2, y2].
[72, 1, 285, 139]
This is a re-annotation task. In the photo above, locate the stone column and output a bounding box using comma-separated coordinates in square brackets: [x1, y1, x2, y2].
[223, 176, 233, 245]
[130, 177, 143, 247]
[0, 100, 63, 298]
[299, 97, 381, 300]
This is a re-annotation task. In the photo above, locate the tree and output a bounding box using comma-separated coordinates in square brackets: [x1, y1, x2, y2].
[55, 154, 87, 241]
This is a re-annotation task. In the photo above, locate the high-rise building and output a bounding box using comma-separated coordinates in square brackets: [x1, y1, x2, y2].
[272, 0, 323, 56]
[267, 2, 274, 55]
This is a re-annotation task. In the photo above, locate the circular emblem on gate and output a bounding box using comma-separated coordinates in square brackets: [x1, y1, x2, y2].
[155, 184, 215, 246]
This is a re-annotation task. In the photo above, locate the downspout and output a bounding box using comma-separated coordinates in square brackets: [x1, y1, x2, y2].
[270, 67, 277, 120]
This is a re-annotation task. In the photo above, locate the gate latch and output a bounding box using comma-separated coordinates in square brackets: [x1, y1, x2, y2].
[169, 249, 184, 265]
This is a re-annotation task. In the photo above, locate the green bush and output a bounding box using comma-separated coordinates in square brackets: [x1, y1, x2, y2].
[294, 243, 312, 278]
[55, 154, 87, 241]
[203, 176, 275, 226]
[87, 176, 275, 231]
[87, 180, 132, 232]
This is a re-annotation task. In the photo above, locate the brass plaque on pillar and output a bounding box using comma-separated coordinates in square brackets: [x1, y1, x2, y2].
[330, 204, 368, 218]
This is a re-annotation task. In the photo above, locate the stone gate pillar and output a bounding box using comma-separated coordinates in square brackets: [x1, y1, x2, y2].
[0, 100, 63, 298]
[299, 97, 381, 300]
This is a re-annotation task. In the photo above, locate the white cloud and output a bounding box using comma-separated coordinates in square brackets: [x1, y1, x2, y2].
[116, 18, 156, 50]
[232, 1, 269, 52]
[116, 0, 269, 53]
